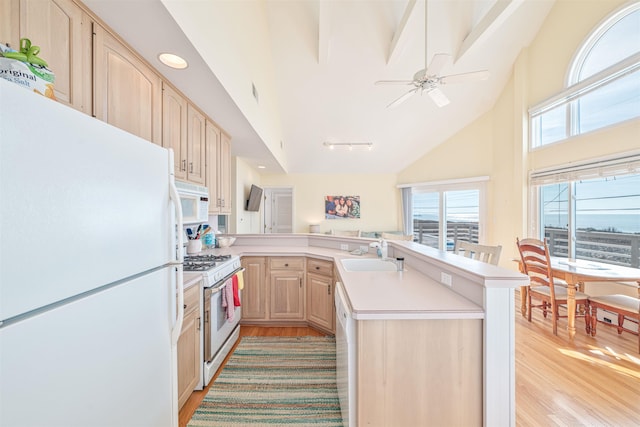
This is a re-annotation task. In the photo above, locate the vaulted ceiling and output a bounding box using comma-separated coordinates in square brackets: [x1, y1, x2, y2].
[84, 0, 555, 174]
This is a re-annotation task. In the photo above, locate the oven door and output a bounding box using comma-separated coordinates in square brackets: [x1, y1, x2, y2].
[205, 279, 241, 363]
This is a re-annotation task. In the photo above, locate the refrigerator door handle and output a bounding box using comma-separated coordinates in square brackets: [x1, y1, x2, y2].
[169, 174, 184, 346]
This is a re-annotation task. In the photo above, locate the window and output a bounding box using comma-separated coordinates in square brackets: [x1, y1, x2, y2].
[529, 3, 640, 148]
[403, 178, 486, 251]
[532, 154, 640, 267]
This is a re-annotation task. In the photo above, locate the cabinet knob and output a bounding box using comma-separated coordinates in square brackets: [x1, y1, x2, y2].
[285, 263, 289, 267]
[315, 266, 320, 270]
[183, 304, 187, 310]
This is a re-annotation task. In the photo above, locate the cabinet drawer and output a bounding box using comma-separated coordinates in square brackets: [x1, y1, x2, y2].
[183, 282, 200, 314]
[269, 257, 305, 270]
[307, 258, 334, 277]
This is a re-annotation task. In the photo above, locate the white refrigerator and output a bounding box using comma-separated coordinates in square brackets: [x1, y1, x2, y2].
[0, 79, 184, 426]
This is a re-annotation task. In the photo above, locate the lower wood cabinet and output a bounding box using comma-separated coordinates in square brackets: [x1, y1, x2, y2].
[269, 257, 305, 320]
[177, 282, 201, 409]
[306, 259, 335, 332]
[239, 256, 335, 333]
[241, 257, 267, 321]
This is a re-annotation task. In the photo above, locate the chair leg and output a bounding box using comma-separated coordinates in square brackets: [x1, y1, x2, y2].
[591, 306, 598, 337]
[617, 314, 625, 335]
[585, 302, 591, 334]
[542, 301, 548, 319]
[552, 303, 558, 336]
[527, 293, 532, 322]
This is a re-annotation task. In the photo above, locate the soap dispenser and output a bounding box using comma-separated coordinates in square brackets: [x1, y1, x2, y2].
[380, 239, 388, 259]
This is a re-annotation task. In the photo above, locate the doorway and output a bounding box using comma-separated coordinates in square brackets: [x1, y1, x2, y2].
[263, 187, 294, 234]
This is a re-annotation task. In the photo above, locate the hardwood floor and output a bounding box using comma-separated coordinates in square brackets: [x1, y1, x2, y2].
[180, 300, 640, 427]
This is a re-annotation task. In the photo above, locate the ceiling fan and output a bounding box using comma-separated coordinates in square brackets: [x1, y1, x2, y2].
[375, 2, 489, 108]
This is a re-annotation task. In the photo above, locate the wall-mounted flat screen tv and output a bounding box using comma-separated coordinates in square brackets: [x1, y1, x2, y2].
[246, 184, 263, 211]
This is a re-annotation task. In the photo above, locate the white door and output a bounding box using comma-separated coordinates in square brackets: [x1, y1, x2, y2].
[264, 187, 293, 234]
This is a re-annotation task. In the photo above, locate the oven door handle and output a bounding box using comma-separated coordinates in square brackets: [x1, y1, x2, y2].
[208, 267, 246, 294]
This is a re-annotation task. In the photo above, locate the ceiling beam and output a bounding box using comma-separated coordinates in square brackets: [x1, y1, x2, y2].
[387, 0, 418, 65]
[318, 1, 330, 64]
[455, 0, 525, 63]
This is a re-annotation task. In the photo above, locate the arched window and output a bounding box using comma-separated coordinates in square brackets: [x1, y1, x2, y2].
[530, 2, 640, 147]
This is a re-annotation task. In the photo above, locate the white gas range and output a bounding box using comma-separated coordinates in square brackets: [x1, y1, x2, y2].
[183, 254, 243, 387]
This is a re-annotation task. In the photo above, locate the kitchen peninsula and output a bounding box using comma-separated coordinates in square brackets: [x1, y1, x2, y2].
[199, 233, 528, 427]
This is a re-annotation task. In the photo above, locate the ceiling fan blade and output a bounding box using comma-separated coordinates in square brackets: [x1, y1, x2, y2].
[387, 88, 418, 108]
[440, 70, 490, 85]
[375, 80, 414, 85]
[425, 53, 450, 77]
[426, 87, 450, 107]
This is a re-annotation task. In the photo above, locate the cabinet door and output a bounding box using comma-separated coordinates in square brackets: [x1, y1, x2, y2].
[162, 83, 187, 181]
[270, 271, 305, 320]
[307, 272, 334, 331]
[218, 133, 232, 214]
[241, 257, 267, 320]
[186, 104, 206, 185]
[14, 0, 91, 112]
[177, 307, 200, 409]
[205, 120, 221, 214]
[93, 23, 161, 144]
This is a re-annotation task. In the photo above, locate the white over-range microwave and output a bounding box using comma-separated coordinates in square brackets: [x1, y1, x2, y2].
[175, 180, 209, 224]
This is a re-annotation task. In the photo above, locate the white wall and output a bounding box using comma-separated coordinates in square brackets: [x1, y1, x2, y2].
[231, 157, 262, 234]
[260, 173, 401, 234]
[397, 0, 639, 269]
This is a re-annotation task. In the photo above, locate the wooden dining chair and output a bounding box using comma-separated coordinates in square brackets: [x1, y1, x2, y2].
[453, 240, 502, 265]
[516, 237, 590, 336]
[381, 232, 413, 241]
[588, 292, 640, 353]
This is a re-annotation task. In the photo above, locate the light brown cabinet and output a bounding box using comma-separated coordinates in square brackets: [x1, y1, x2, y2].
[269, 257, 305, 320]
[162, 83, 187, 180]
[177, 282, 201, 409]
[186, 104, 206, 185]
[240, 256, 336, 330]
[306, 258, 335, 332]
[240, 256, 267, 321]
[93, 22, 162, 145]
[2, 0, 92, 113]
[206, 122, 232, 214]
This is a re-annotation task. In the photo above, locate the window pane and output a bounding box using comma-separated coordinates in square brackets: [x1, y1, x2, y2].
[577, 70, 640, 133]
[534, 104, 567, 147]
[579, 9, 640, 80]
[446, 190, 479, 250]
[413, 192, 439, 249]
[575, 175, 640, 267]
[541, 183, 569, 257]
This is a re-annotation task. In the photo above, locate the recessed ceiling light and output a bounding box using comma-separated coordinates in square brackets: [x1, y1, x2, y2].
[158, 53, 188, 69]
[257, 165, 266, 169]
[323, 142, 373, 151]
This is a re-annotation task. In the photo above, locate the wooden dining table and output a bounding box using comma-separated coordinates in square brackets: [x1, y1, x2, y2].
[517, 257, 640, 339]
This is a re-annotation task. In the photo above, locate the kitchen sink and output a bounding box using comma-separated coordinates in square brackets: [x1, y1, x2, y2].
[341, 258, 398, 272]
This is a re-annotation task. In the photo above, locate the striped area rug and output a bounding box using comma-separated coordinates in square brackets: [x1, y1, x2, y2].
[187, 336, 343, 427]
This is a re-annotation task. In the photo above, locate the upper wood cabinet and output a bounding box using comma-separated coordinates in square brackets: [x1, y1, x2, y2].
[186, 104, 206, 185]
[92, 23, 162, 145]
[162, 83, 187, 180]
[2, 0, 92, 113]
[206, 121, 232, 214]
[162, 83, 205, 185]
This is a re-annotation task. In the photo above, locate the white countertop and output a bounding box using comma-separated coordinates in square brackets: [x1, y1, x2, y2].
[193, 243, 485, 320]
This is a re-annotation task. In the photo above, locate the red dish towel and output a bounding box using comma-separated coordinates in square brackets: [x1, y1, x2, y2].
[232, 274, 241, 307]
[221, 278, 234, 321]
